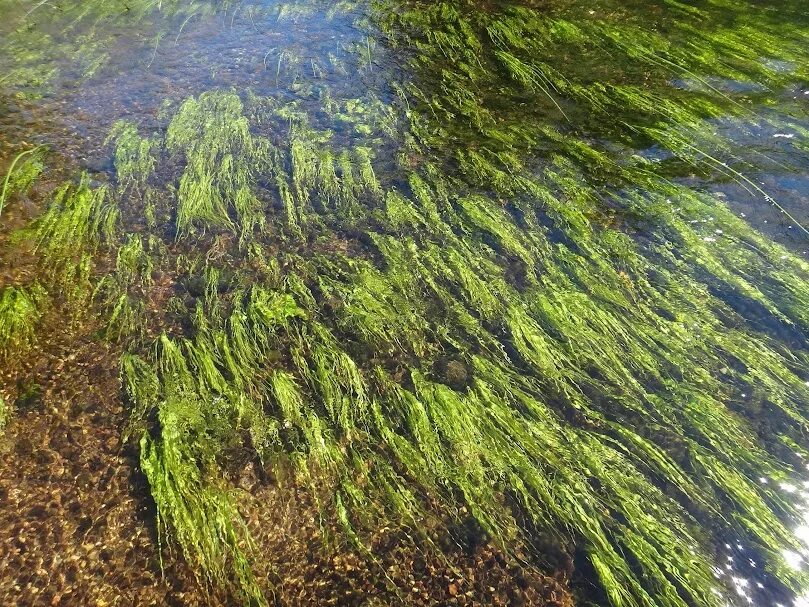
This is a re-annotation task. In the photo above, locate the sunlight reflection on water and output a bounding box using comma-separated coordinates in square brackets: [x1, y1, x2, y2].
[780, 473, 809, 607]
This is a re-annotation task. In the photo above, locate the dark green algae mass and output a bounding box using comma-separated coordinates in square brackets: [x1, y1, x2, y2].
[2, 0, 809, 605]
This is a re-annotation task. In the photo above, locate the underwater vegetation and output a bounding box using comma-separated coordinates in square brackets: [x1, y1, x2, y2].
[0, 145, 45, 219]
[0, 0, 239, 97]
[3, 0, 809, 605]
[0, 283, 46, 360]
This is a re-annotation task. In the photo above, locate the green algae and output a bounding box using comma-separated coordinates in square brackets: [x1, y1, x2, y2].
[134, 333, 267, 605]
[0, 145, 46, 218]
[0, 282, 47, 431]
[0, 394, 7, 431]
[106, 122, 157, 191]
[0, 284, 47, 359]
[3, 0, 809, 606]
[91, 82, 809, 605]
[34, 175, 117, 269]
[166, 92, 274, 238]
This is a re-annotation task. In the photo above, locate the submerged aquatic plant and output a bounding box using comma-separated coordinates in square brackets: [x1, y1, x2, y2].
[165, 91, 273, 237]
[4, 0, 809, 606]
[0, 284, 46, 359]
[0, 145, 45, 218]
[34, 175, 117, 268]
[132, 337, 266, 606]
[97, 82, 809, 607]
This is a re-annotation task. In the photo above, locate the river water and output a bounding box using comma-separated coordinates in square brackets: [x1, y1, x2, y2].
[2, 1, 809, 606]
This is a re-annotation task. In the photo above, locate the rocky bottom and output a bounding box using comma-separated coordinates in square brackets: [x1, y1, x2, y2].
[0, 327, 572, 607]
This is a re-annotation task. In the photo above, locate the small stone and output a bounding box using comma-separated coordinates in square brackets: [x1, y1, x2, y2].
[444, 360, 469, 390]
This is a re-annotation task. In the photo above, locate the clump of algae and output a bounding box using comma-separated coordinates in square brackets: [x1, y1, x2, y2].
[0, 284, 47, 359]
[0, 145, 46, 218]
[101, 87, 809, 607]
[5, 0, 809, 606]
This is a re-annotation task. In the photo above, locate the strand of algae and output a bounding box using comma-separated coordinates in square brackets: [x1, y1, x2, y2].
[0, 145, 46, 218]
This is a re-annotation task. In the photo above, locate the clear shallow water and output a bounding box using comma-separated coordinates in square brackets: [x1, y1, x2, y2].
[0, 2, 377, 163]
[2, 1, 809, 606]
[685, 106, 809, 254]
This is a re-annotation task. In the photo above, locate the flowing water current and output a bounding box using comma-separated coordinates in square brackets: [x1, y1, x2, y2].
[2, 1, 809, 606]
